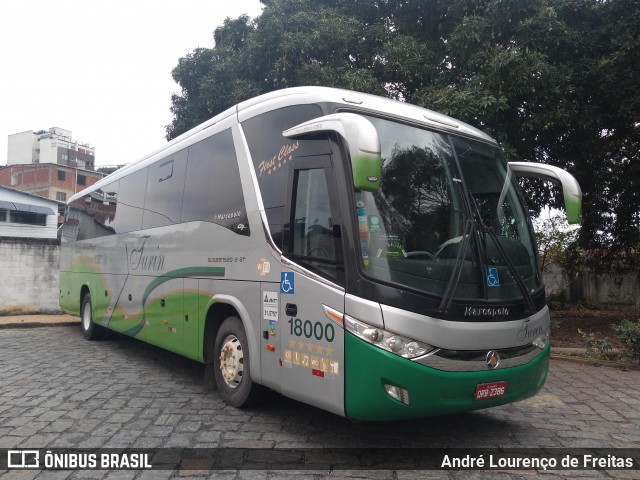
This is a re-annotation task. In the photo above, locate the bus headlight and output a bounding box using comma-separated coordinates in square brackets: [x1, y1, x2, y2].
[532, 330, 550, 349]
[345, 315, 435, 359]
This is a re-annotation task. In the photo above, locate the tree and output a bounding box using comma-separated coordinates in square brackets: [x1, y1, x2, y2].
[167, 0, 640, 261]
[534, 211, 579, 273]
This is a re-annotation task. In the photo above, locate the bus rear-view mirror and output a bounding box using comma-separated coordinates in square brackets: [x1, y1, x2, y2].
[509, 161, 582, 224]
[283, 113, 382, 192]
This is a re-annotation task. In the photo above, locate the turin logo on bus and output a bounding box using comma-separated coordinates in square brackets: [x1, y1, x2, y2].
[129, 236, 165, 272]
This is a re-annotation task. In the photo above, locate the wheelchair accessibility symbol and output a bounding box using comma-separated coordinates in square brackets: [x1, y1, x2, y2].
[487, 267, 500, 287]
[281, 272, 295, 294]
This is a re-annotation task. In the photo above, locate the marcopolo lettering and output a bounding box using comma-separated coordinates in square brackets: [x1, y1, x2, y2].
[464, 306, 509, 318]
[213, 211, 241, 221]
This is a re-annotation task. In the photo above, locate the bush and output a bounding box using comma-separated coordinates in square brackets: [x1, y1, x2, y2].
[547, 292, 569, 311]
[578, 329, 613, 364]
[612, 319, 640, 362]
[550, 317, 562, 335]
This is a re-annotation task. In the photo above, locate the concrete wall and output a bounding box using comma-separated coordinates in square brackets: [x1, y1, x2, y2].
[0, 238, 62, 315]
[543, 263, 640, 309]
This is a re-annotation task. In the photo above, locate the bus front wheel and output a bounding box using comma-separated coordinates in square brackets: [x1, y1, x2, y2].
[213, 316, 264, 407]
[80, 293, 104, 340]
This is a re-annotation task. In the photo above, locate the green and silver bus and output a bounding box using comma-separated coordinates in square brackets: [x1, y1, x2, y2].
[60, 87, 581, 420]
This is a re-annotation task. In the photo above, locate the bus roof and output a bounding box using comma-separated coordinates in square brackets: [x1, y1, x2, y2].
[237, 86, 495, 144]
[72, 86, 496, 203]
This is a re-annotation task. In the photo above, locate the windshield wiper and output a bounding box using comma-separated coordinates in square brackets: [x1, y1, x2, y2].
[436, 180, 478, 314]
[436, 218, 473, 314]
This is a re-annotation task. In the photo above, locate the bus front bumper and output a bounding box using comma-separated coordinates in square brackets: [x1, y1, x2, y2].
[344, 332, 549, 421]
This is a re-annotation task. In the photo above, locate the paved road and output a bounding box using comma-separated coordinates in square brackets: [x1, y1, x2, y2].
[0, 326, 638, 479]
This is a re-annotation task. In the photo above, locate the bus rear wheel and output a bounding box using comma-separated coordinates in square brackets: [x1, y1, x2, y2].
[80, 293, 104, 340]
[213, 316, 264, 407]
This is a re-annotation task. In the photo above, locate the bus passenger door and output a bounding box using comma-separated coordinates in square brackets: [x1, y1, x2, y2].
[279, 156, 346, 417]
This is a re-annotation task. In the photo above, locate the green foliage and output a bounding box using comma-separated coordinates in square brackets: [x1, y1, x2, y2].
[534, 211, 579, 272]
[167, 0, 640, 255]
[612, 319, 640, 362]
[578, 328, 613, 364]
[577, 319, 640, 365]
[547, 291, 569, 311]
[550, 316, 562, 334]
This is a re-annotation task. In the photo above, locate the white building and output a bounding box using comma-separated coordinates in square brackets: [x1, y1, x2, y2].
[8, 127, 95, 170]
[0, 185, 60, 239]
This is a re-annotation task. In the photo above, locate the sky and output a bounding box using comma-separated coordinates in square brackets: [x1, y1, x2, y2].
[0, 0, 264, 168]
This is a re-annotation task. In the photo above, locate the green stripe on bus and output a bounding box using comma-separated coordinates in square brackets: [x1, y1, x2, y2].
[122, 321, 145, 338]
[142, 266, 225, 306]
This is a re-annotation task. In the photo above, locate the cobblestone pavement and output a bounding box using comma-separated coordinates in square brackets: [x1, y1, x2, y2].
[0, 326, 638, 480]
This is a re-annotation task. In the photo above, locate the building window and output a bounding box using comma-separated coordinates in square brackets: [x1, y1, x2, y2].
[11, 174, 18, 186]
[6, 210, 47, 226]
[61, 153, 68, 161]
[56, 192, 67, 202]
[77, 175, 86, 186]
[58, 170, 66, 181]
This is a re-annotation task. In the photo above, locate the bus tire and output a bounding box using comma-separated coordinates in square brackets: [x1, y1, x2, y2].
[80, 293, 103, 340]
[213, 316, 264, 407]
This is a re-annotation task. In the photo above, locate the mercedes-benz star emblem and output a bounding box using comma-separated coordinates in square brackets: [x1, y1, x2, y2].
[486, 350, 500, 370]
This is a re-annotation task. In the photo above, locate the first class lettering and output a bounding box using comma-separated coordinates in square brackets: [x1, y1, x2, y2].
[258, 141, 300, 177]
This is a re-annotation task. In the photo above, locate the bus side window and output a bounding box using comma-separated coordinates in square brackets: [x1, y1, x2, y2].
[61, 206, 80, 242]
[242, 104, 328, 249]
[72, 180, 119, 241]
[114, 168, 148, 234]
[142, 148, 188, 229]
[181, 129, 249, 236]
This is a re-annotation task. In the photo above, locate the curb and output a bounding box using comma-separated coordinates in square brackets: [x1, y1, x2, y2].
[0, 321, 79, 330]
[550, 352, 640, 370]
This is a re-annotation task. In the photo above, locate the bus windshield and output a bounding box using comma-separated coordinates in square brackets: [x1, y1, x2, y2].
[355, 116, 541, 303]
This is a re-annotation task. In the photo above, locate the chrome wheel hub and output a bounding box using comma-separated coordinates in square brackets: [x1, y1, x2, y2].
[82, 303, 91, 331]
[219, 335, 243, 388]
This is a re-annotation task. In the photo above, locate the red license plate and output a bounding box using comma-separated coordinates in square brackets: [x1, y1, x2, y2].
[474, 381, 507, 400]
